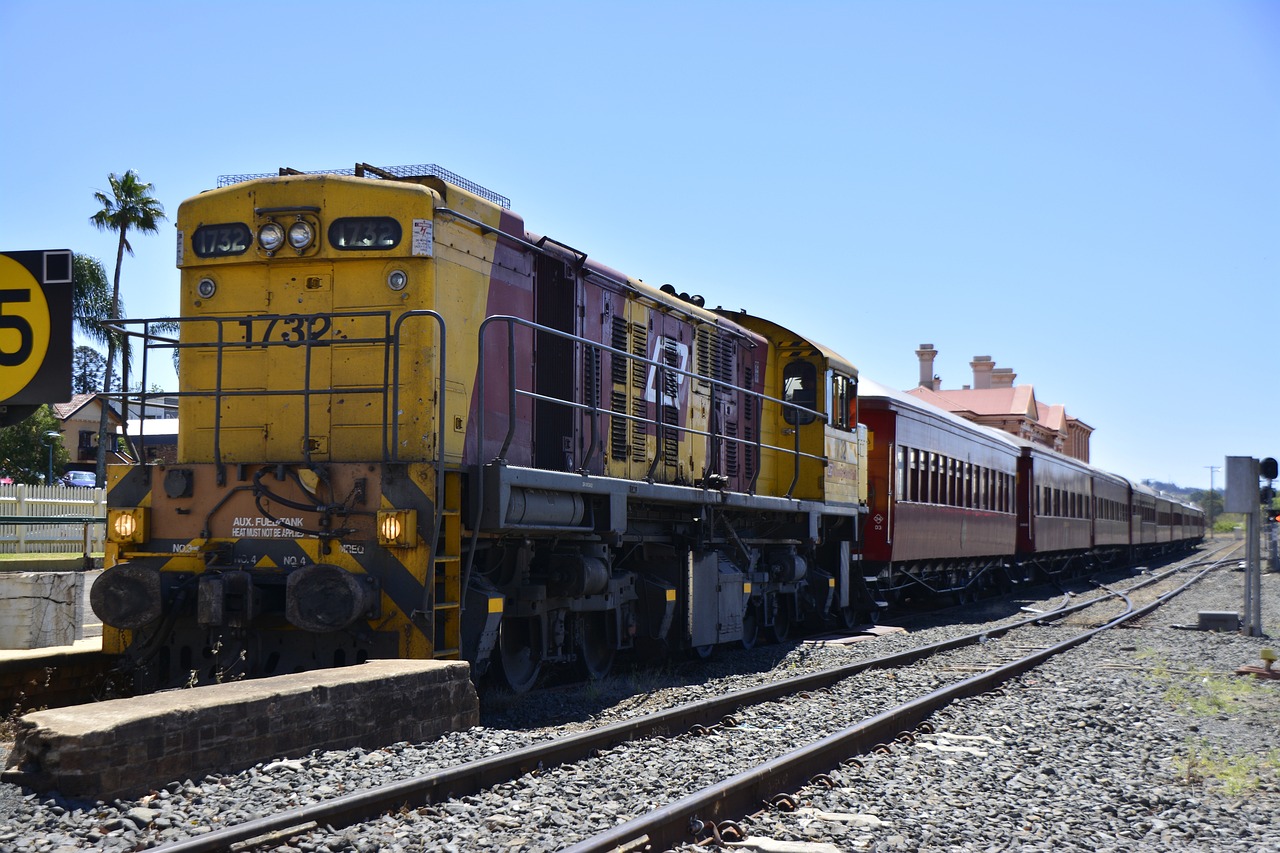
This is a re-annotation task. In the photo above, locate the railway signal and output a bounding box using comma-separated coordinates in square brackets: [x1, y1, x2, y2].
[0, 250, 72, 426]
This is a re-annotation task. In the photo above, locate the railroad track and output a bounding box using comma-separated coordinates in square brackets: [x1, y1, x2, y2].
[143, 548, 1234, 852]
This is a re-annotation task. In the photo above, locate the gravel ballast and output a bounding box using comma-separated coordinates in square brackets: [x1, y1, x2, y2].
[0, 550, 1276, 851]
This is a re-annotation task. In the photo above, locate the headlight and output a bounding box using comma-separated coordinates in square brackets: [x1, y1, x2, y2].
[258, 222, 285, 252]
[377, 509, 418, 547]
[288, 220, 314, 251]
[387, 269, 408, 291]
[196, 277, 217, 298]
[108, 508, 148, 544]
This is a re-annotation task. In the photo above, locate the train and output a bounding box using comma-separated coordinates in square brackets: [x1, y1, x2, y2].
[89, 164, 1204, 693]
[858, 378, 1204, 611]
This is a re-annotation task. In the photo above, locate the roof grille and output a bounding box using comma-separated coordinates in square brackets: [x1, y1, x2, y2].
[217, 163, 511, 209]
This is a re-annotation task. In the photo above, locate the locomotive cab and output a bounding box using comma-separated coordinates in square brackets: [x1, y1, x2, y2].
[714, 310, 871, 627]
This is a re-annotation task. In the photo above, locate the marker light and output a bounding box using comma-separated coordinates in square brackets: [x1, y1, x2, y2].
[387, 269, 408, 291]
[377, 509, 418, 547]
[108, 508, 148, 544]
[196, 277, 217, 298]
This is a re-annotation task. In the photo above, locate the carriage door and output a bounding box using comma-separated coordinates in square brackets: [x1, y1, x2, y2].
[534, 255, 577, 470]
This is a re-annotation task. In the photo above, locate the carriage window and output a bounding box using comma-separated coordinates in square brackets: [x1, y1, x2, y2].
[910, 448, 920, 501]
[931, 448, 942, 502]
[896, 445, 906, 501]
[782, 361, 817, 425]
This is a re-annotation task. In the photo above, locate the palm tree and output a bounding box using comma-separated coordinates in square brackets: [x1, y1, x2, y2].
[89, 171, 166, 484]
[71, 254, 112, 349]
[69, 256, 119, 356]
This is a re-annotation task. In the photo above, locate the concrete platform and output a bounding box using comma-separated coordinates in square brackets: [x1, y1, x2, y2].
[3, 659, 478, 800]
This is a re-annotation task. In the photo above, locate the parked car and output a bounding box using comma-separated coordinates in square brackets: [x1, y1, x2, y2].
[62, 470, 98, 488]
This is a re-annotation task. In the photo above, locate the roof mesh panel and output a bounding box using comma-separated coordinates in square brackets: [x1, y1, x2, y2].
[217, 163, 510, 209]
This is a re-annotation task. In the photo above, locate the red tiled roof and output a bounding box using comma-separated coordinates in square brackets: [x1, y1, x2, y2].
[52, 393, 98, 419]
[1039, 403, 1066, 432]
[906, 385, 1039, 420]
[51, 394, 124, 426]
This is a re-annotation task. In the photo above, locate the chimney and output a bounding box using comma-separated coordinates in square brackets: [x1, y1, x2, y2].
[970, 356, 995, 390]
[916, 344, 938, 389]
[991, 367, 1016, 388]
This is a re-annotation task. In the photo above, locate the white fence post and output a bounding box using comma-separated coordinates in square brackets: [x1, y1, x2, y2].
[16, 484, 27, 552]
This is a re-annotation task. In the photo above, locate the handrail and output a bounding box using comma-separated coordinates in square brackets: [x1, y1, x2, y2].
[390, 310, 448, 597]
[475, 314, 826, 485]
[107, 310, 438, 469]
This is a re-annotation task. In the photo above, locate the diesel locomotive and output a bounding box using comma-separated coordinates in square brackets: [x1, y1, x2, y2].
[92, 164, 868, 692]
[91, 164, 1202, 693]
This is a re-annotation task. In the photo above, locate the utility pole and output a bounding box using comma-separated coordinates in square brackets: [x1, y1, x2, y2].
[1204, 464, 1220, 537]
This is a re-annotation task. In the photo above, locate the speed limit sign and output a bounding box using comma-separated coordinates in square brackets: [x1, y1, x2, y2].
[0, 250, 72, 424]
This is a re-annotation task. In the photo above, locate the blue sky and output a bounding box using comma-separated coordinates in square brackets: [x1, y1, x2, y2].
[1, 1, 1275, 492]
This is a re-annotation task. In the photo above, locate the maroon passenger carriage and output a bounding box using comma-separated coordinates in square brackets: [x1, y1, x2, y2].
[1011, 441, 1203, 574]
[859, 378, 1021, 606]
[1009, 438, 1146, 578]
[856, 378, 1205, 610]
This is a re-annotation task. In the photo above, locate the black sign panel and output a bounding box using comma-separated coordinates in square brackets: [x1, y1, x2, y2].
[0, 249, 73, 422]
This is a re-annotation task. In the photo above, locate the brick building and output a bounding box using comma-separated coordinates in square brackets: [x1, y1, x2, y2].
[905, 344, 1093, 462]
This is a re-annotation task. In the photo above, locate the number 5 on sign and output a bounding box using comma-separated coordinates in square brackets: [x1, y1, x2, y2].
[0, 250, 72, 414]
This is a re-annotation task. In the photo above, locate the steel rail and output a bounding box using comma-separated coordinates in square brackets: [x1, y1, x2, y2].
[147, 558, 1212, 853]
[564, 560, 1221, 852]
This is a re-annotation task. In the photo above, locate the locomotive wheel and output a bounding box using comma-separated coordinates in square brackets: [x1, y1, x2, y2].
[838, 605, 859, 630]
[766, 596, 793, 643]
[741, 604, 760, 650]
[497, 617, 542, 694]
[577, 612, 615, 681]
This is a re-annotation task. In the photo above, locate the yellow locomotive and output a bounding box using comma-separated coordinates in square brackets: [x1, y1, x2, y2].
[92, 164, 868, 692]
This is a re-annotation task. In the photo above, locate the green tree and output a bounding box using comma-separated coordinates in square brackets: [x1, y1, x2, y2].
[71, 345, 107, 394]
[0, 406, 68, 484]
[90, 170, 166, 484]
[1189, 488, 1223, 524]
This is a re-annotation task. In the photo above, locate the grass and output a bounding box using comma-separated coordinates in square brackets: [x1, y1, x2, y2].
[1137, 647, 1280, 794]
[1176, 739, 1280, 795]
[1161, 669, 1271, 716]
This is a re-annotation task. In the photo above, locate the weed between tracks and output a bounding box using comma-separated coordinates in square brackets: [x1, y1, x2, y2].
[1176, 740, 1280, 795]
[1138, 650, 1280, 795]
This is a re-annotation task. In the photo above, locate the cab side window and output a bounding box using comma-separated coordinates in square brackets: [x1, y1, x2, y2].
[828, 372, 854, 430]
[782, 361, 817, 425]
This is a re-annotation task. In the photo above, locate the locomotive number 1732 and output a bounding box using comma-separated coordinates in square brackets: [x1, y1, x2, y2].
[236, 315, 339, 348]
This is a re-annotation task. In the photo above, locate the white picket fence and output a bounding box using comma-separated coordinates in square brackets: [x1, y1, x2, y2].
[0, 483, 107, 555]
